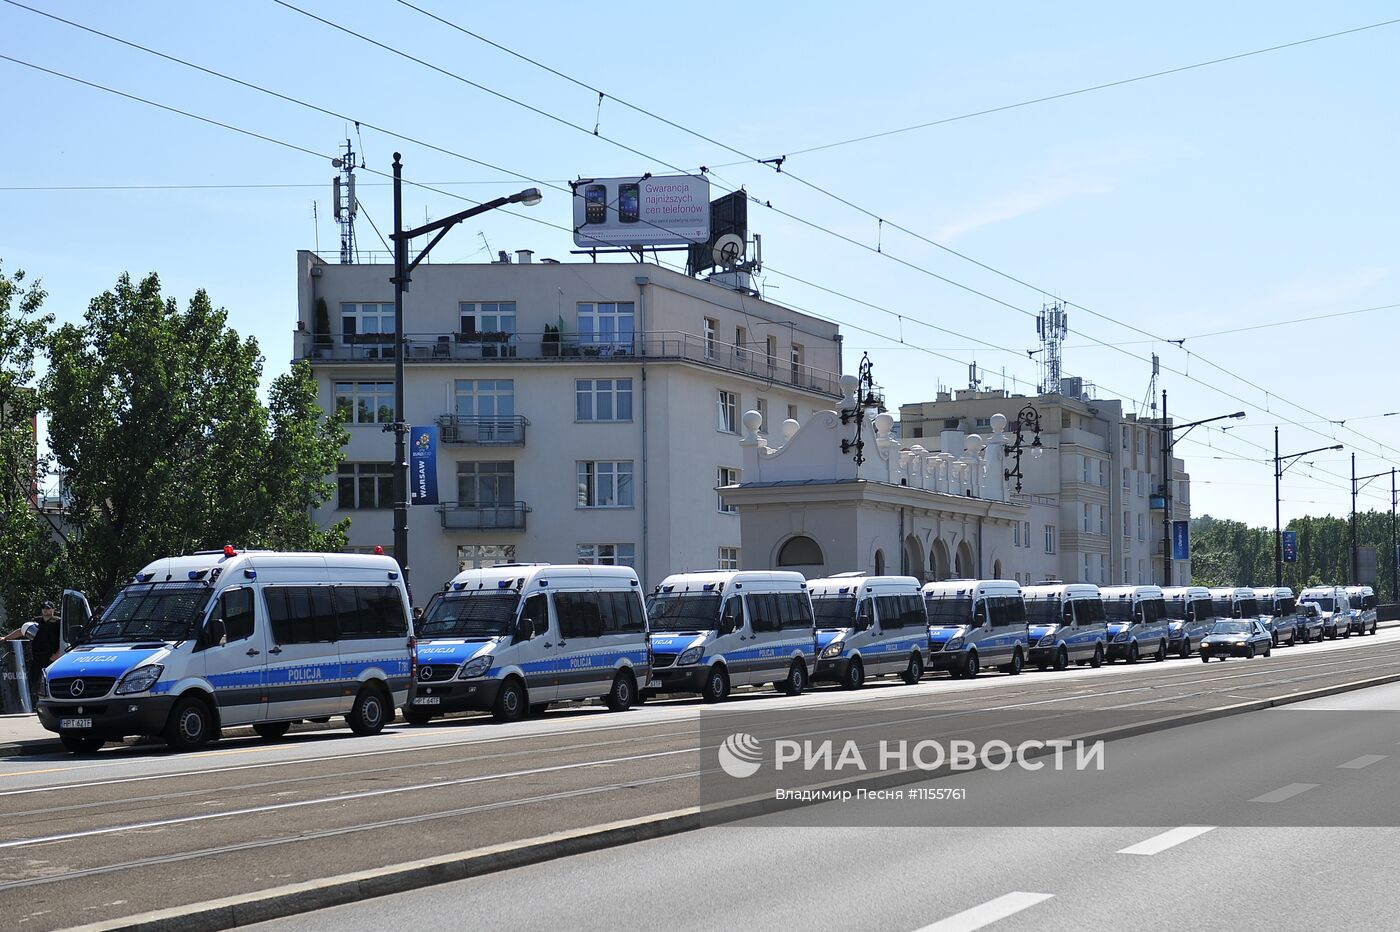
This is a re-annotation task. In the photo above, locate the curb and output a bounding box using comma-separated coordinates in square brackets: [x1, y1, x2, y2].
[70, 665, 1400, 932]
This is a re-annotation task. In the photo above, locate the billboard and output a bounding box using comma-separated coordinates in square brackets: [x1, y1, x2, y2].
[571, 175, 710, 247]
[1172, 520, 1190, 561]
[1282, 530, 1298, 563]
[409, 425, 439, 505]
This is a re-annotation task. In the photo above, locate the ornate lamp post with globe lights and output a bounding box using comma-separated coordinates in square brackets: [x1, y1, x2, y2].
[1003, 404, 1044, 494]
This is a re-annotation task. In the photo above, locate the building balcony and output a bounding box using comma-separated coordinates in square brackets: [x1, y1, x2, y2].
[296, 330, 843, 397]
[436, 415, 528, 446]
[437, 501, 530, 530]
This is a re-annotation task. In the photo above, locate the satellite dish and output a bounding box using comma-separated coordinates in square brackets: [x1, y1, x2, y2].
[332, 157, 343, 168]
[713, 233, 745, 268]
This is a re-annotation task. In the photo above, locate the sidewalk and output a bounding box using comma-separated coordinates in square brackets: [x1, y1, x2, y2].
[0, 712, 60, 756]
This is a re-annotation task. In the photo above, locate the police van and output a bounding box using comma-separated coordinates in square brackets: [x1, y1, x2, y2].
[1299, 586, 1352, 639]
[646, 571, 816, 702]
[407, 564, 649, 723]
[1344, 585, 1379, 636]
[37, 549, 413, 754]
[1252, 585, 1300, 646]
[1162, 585, 1215, 657]
[1100, 585, 1170, 663]
[807, 573, 928, 689]
[1021, 582, 1107, 670]
[922, 579, 1029, 679]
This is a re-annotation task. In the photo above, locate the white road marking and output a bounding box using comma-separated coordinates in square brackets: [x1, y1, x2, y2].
[1116, 825, 1216, 855]
[916, 892, 1055, 932]
[1338, 754, 1388, 769]
[1250, 782, 1318, 803]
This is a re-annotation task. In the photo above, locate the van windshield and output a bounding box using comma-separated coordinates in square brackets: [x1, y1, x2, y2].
[1256, 598, 1275, 616]
[1303, 597, 1335, 613]
[419, 591, 518, 637]
[1023, 599, 1062, 625]
[1104, 601, 1135, 622]
[811, 595, 856, 628]
[647, 593, 721, 632]
[85, 583, 213, 643]
[925, 597, 972, 625]
[1164, 601, 1189, 620]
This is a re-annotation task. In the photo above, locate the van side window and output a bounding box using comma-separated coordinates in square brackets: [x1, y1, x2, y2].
[747, 594, 780, 633]
[875, 596, 905, 630]
[554, 592, 604, 639]
[987, 595, 1026, 626]
[1142, 598, 1165, 624]
[901, 595, 927, 628]
[782, 593, 814, 629]
[598, 591, 646, 634]
[334, 586, 409, 639]
[1076, 599, 1106, 624]
[265, 587, 338, 644]
[1279, 597, 1295, 615]
[222, 588, 255, 643]
[521, 593, 549, 635]
[1193, 599, 1213, 621]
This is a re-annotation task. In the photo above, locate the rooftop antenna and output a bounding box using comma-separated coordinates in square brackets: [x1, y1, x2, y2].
[968, 361, 982, 391]
[1142, 352, 1160, 418]
[331, 138, 358, 263]
[1036, 300, 1068, 394]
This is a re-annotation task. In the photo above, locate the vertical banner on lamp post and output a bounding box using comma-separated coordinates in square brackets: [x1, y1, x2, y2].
[1172, 520, 1190, 561]
[409, 425, 439, 505]
[1282, 531, 1298, 563]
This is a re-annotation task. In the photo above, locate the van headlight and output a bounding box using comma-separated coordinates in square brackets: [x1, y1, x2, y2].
[821, 641, 846, 658]
[458, 655, 493, 679]
[943, 637, 964, 651]
[1036, 633, 1055, 647]
[1114, 632, 1130, 643]
[115, 664, 164, 695]
[677, 646, 704, 666]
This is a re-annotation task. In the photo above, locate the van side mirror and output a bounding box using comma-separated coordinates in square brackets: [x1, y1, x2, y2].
[68, 625, 87, 646]
[513, 617, 534, 643]
[974, 606, 988, 627]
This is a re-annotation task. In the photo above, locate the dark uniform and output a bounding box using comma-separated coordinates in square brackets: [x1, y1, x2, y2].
[28, 615, 61, 699]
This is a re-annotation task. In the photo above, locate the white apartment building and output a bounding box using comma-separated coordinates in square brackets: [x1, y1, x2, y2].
[293, 250, 844, 593]
[900, 388, 1192, 586]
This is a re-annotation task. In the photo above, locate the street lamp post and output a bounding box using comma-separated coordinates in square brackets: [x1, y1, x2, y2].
[1002, 403, 1044, 494]
[1350, 458, 1393, 587]
[1273, 429, 1342, 586]
[389, 152, 541, 581]
[1159, 390, 1245, 586]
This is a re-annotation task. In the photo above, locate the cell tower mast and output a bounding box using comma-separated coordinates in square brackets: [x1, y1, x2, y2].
[332, 139, 358, 264]
[1036, 301, 1068, 394]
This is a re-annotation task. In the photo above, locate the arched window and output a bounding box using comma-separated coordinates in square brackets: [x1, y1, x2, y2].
[777, 535, 824, 567]
[874, 549, 886, 575]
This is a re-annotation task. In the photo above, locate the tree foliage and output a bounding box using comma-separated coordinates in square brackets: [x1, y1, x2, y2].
[44, 272, 348, 600]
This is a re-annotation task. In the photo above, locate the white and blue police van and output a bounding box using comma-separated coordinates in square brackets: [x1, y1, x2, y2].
[807, 573, 929, 689]
[407, 564, 649, 723]
[1252, 585, 1300, 646]
[1344, 585, 1378, 636]
[922, 579, 1029, 679]
[1021, 582, 1107, 670]
[1299, 586, 1352, 639]
[1162, 585, 1215, 657]
[37, 549, 413, 754]
[645, 570, 816, 702]
[1100, 584, 1170, 663]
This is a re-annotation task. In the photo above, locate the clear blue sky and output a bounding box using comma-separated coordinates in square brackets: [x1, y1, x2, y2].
[3, 0, 1398, 527]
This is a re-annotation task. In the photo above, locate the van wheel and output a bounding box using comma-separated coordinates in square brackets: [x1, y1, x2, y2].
[403, 709, 434, 726]
[1179, 638, 1192, 659]
[1289, 631, 1297, 646]
[1201, 654, 1210, 663]
[60, 734, 104, 754]
[253, 722, 290, 740]
[901, 652, 924, 685]
[1154, 640, 1167, 663]
[999, 648, 1024, 675]
[165, 695, 214, 752]
[348, 684, 389, 736]
[701, 665, 730, 703]
[1126, 642, 1140, 665]
[529, 702, 551, 717]
[962, 650, 980, 679]
[1052, 645, 1069, 671]
[841, 657, 865, 690]
[492, 678, 526, 722]
[605, 672, 635, 712]
[1245, 644, 1256, 659]
[1090, 644, 1104, 668]
[1272, 633, 1279, 648]
[1343, 626, 1352, 639]
[779, 661, 807, 696]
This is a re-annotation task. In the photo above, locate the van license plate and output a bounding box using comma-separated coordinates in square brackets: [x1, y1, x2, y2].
[645, 679, 662, 690]
[413, 697, 440, 705]
[60, 718, 93, 729]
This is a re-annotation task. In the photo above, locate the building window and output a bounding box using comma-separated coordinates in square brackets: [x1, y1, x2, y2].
[340, 302, 395, 345]
[1024, 521, 1031, 547]
[735, 326, 747, 359]
[1083, 503, 1092, 533]
[1121, 426, 1129, 451]
[1123, 510, 1131, 538]
[718, 546, 740, 570]
[454, 379, 514, 419]
[1098, 505, 1106, 535]
[1137, 513, 1145, 541]
[1135, 431, 1144, 455]
[458, 544, 516, 571]
[1081, 456, 1091, 483]
[790, 344, 803, 382]
[756, 397, 769, 431]
[717, 466, 740, 513]
[777, 535, 823, 567]
[1123, 558, 1131, 583]
[766, 335, 778, 370]
[1084, 554, 1092, 583]
[717, 390, 738, 433]
[576, 378, 633, 421]
[1098, 460, 1106, 486]
[458, 302, 517, 357]
[1178, 480, 1189, 504]
[577, 460, 633, 507]
[787, 403, 798, 421]
[1122, 467, 1131, 490]
[1013, 522, 1020, 547]
[335, 381, 394, 424]
[457, 461, 515, 505]
[1138, 559, 1146, 584]
[1045, 525, 1056, 554]
[337, 463, 393, 509]
[1137, 473, 1146, 498]
[577, 301, 635, 350]
[578, 543, 636, 567]
[703, 317, 717, 359]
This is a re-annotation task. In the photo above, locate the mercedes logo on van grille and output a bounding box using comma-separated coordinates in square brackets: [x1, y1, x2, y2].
[70, 679, 85, 697]
[419, 666, 433, 681]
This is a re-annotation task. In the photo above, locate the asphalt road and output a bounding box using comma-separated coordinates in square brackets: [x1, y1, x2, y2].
[248, 680, 1400, 932]
[2, 628, 1399, 930]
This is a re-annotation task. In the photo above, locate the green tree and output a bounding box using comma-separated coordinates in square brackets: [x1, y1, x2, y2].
[44, 272, 347, 600]
[0, 262, 60, 626]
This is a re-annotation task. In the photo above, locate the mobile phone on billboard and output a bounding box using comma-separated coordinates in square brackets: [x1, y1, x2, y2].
[618, 182, 640, 224]
[584, 184, 607, 224]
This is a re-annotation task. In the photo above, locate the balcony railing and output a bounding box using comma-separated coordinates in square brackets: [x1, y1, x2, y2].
[437, 501, 530, 530]
[436, 415, 528, 446]
[297, 330, 843, 397]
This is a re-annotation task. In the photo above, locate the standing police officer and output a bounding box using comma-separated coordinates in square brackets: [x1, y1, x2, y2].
[3, 601, 61, 704]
